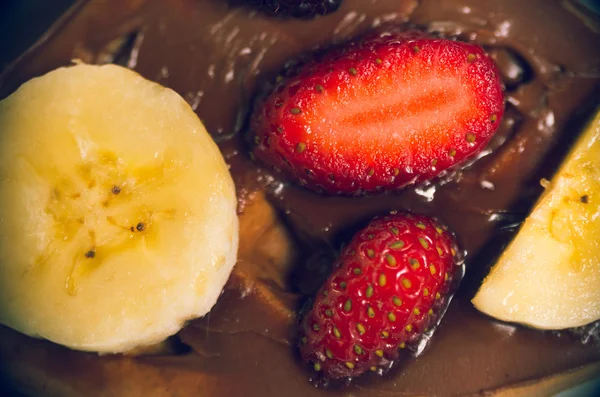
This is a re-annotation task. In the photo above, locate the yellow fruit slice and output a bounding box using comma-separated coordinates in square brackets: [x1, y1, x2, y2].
[473, 110, 600, 329]
[0, 64, 238, 353]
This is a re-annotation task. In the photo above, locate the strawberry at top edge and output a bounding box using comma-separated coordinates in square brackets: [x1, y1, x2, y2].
[250, 29, 505, 195]
[241, 0, 344, 19]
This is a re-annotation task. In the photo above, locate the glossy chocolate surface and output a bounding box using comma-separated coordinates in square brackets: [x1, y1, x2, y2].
[1, 0, 599, 396]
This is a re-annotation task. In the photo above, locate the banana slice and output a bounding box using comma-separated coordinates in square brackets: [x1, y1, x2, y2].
[0, 64, 239, 353]
[473, 110, 600, 329]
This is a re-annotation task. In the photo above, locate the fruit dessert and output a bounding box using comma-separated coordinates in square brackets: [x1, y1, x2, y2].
[1, 0, 600, 396]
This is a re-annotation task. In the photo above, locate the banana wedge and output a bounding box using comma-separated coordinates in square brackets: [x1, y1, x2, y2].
[473, 110, 600, 329]
[0, 64, 239, 353]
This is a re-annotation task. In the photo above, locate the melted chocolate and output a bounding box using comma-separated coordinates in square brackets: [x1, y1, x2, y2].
[1, 0, 600, 396]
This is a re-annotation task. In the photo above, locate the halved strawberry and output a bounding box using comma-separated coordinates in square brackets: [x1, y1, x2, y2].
[251, 30, 504, 195]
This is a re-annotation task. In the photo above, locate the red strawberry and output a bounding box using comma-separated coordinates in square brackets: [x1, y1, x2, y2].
[251, 30, 504, 195]
[298, 212, 462, 379]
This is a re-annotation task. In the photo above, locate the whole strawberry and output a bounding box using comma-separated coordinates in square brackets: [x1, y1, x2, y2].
[251, 30, 504, 195]
[298, 212, 462, 379]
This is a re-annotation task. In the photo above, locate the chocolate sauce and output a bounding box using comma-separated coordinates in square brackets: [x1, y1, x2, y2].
[1, 0, 599, 396]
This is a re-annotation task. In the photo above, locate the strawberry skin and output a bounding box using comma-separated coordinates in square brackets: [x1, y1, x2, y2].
[251, 30, 504, 195]
[298, 212, 462, 379]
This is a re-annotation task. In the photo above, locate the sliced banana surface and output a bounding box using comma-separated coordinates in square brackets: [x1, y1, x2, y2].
[0, 64, 238, 353]
[473, 110, 600, 329]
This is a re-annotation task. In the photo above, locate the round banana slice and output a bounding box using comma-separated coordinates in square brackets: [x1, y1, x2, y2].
[0, 64, 239, 353]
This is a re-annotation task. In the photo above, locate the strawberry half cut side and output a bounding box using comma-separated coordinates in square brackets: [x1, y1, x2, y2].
[251, 30, 505, 195]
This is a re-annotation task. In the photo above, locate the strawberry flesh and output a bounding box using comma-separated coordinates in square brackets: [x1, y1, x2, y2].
[298, 212, 463, 379]
[251, 30, 504, 194]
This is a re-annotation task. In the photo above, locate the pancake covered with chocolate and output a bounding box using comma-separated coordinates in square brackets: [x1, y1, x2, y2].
[1, 0, 599, 396]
